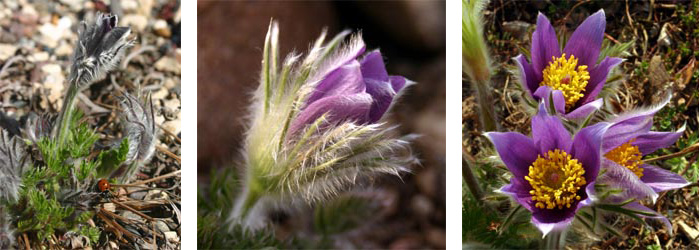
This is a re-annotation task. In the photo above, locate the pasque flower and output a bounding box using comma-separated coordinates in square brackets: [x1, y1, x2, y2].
[287, 42, 410, 136]
[230, 21, 416, 229]
[486, 104, 609, 236]
[515, 10, 622, 120]
[587, 95, 688, 228]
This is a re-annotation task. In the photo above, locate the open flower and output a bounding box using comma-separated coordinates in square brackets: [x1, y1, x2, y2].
[587, 95, 688, 228]
[485, 104, 609, 236]
[514, 10, 622, 120]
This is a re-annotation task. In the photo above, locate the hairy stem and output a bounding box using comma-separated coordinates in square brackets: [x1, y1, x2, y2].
[462, 149, 483, 201]
[471, 78, 500, 132]
[229, 174, 265, 230]
[55, 85, 79, 147]
[543, 230, 566, 250]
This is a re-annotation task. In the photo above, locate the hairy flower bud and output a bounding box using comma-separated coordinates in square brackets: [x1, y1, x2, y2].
[230, 21, 417, 229]
[0, 129, 28, 203]
[69, 12, 133, 89]
[118, 91, 157, 182]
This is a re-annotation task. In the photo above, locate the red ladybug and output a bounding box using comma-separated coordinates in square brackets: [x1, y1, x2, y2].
[98, 179, 111, 192]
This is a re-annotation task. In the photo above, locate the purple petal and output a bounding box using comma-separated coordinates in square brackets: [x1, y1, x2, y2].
[582, 180, 598, 206]
[622, 201, 672, 231]
[365, 78, 396, 123]
[599, 159, 658, 202]
[484, 132, 538, 178]
[289, 93, 372, 136]
[533, 86, 565, 114]
[499, 177, 534, 211]
[578, 57, 623, 105]
[562, 9, 606, 67]
[306, 60, 366, 105]
[602, 115, 653, 152]
[531, 209, 575, 237]
[563, 98, 603, 120]
[309, 36, 367, 84]
[514, 54, 538, 95]
[360, 50, 389, 82]
[389, 75, 407, 93]
[571, 122, 610, 182]
[634, 127, 685, 155]
[531, 13, 561, 80]
[531, 102, 572, 154]
[640, 164, 690, 193]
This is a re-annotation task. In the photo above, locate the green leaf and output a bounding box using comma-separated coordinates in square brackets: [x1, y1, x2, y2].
[313, 194, 375, 235]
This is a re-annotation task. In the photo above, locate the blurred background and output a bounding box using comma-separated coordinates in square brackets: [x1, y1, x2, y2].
[197, 1, 445, 248]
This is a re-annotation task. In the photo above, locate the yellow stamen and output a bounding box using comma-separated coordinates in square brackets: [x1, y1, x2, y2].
[525, 149, 586, 210]
[605, 140, 644, 178]
[540, 53, 590, 109]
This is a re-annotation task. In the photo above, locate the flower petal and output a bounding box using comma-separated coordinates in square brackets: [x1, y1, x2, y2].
[514, 54, 538, 95]
[533, 86, 566, 115]
[365, 78, 396, 123]
[578, 57, 623, 105]
[640, 164, 690, 193]
[563, 98, 603, 120]
[602, 115, 653, 152]
[499, 177, 534, 211]
[306, 60, 366, 105]
[622, 201, 672, 231]
[633, 126, 685, 155]
[360, 50, 389, 82]
[532, 102, 572, 154]
[531, 13, 561, 80]
[571, 122, 610, 182]
[289, 93, 373, 136]
[531, 210, 575, 237]
[599, 159, 658, 202]
[562, 9, 606, 67]
[484, 132, 538, 178]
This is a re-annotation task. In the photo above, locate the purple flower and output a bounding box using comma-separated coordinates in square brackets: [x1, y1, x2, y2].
[485, 104, 609, 236]
[587, 96, 688, 228]
[288, 40, 410, 136]
[515, 10, 623, 120]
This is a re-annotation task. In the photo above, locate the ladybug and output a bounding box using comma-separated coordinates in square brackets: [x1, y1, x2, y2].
[97, 179, 111, 192]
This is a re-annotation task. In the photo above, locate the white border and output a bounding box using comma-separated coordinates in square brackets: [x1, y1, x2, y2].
[180, 0, 196, 248]
[446, 0, 463, 248]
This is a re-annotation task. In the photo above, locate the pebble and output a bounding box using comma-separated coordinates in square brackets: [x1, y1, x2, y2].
[152, 87, 169, 100]
[120, 211, 144, 222]
[0, 44, 17, 61]
[145, 189, 168, 201]
[28, 51, 49, 62]
[55, 42, 73, 57]
[41, 64, 65, 105]
[154, 57, 181, 75]
[164, 231, 178, 243]
[121, 14, 148, 33]
[153, 19, 171, 37]
[103, 203, 116, 213]
[155, 221, 170, 233]
[121, 0, 139, 11]
[162, 119, 181, 136]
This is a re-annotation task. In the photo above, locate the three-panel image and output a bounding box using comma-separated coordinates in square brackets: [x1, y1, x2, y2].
[0, 0, 695, 249]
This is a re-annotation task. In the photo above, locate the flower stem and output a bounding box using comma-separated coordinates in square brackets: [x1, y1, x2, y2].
[55, 85, 79, 147]
[229, 174, 265, 229]
[543, 230, 566, 249]
[462, 149, 483, 201]
[471, 78, 500, 132]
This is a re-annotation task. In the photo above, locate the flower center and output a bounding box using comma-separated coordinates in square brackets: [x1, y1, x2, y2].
[540, 53, 590, 109]
[604, 140, 644, 178]
[525, 149, 586, 210]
